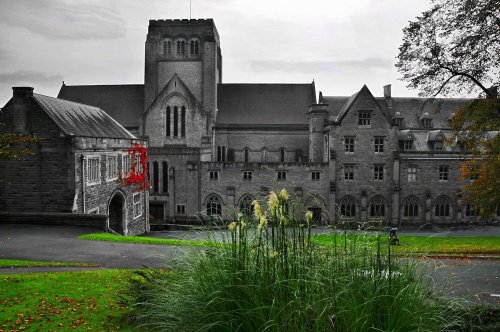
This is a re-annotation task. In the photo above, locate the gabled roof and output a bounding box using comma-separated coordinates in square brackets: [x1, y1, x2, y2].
[320, 85, 387, 123]
[57, 84, 144, 128]
[33, 93, 135, 139]
[216, 83, 316, 126]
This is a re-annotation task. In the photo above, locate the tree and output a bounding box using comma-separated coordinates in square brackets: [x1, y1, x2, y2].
[396, 0, 500, 217]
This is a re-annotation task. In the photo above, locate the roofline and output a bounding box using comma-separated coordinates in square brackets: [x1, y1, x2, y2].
[59, 83, 144, 87]
[214, 124, 308, 131]
[218, 83, 315, 86]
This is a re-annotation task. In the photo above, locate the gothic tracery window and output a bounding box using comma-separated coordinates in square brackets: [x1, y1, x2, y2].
[434, 196, 450, 217]
[206, 194, 222, 218]
[239, 195, 254, 218]
[369, 196, 386, 217]
[403, 196, 419, 217]
[339, 196, 356, 217]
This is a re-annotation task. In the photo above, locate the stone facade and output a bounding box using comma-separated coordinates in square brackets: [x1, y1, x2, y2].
[53, 18, 498, 227]
[0, 87, 149, 235]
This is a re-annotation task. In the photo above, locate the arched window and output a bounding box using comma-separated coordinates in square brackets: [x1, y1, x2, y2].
[162, 161, 168, 194]
[239, 195, 254, 218]
[173, 106, 179, 137]
[153, 161, 159, 193]
[279, 148, 285, 163]
[206, 194, 222, 218]
[434, 196, 450, 217]
[181, 106, 186, 137]
[166, 106, 171, 137]
[176, 40, 186, 56]
[369, 196, 386, 217]
[190, 39, 199, 56]
[244, 148, 249, 163]
[403, 196, 419, 217]
[339, 196, 356, 217]
[163, 40, 172, 56]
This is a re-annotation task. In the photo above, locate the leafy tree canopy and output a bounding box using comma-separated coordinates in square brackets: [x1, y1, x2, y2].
[397, 0, 500, 217]
[396, 0, 499, 98]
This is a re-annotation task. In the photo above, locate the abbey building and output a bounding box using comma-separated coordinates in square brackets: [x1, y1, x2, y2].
[2, 19, 496, 234]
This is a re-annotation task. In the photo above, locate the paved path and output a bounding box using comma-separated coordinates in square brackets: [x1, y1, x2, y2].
[0, 224, 188, 269]
[0, 224, 498, 305]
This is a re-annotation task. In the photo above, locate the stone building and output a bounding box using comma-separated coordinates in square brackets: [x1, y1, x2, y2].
[47, 18, 497, 226]
[0, 87, 149, 235]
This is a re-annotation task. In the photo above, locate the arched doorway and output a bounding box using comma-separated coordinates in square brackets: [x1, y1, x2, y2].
[108, 193, 125, 234]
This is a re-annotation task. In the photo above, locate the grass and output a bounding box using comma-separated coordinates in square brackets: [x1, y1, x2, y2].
[312, 234, 500, 256]
[0, 270, 132, 331]
[78, 232, 218, 247]
[125, 190, 468, 332]
[0, 258, 98, 268]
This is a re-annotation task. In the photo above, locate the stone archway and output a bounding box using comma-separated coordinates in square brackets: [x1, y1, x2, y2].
[108, 193, 125, 234]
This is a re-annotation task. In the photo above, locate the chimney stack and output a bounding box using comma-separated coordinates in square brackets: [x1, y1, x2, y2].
[12, 87, 34, 133]
[383, 84, 391, 99]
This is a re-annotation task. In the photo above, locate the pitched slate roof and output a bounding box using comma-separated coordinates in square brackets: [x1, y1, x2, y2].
[57, 84, 144, 129]
[321, 89, 470, 129]
[376, 97, 470, 129]
[33, 93, 135, 139]
[216, 83, 316, 126]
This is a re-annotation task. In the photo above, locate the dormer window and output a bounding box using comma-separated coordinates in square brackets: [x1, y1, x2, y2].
[392, 112, 404, 127]
[190, 39, 200, 56]
[163, 40, 172, 56]
[399, 138, 413, 151]
[421, 112, 432, 128]
[358, 111, 371, 127]
[434, 141, 443, 151]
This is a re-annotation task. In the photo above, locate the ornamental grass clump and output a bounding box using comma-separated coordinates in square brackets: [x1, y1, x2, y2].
[125, 190, 463, 331]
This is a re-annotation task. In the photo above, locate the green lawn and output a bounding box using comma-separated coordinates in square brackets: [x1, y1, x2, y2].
[312, 233, 500, 256]
[0, 259, 98, 268]
[78, 232, 218, 247]
[0, 270, 132, 331]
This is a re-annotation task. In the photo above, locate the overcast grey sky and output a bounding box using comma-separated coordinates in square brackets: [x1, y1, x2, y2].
[0, 0, 432, 104]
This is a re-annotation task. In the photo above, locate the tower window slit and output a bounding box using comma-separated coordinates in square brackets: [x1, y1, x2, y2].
[174, 106, 178, 137]
[181, 106, 186, 137]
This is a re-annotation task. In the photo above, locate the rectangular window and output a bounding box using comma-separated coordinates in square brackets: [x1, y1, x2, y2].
[402, 140, 413, 151]
[277, 171, 287, 181]
[422, 118, 432, 128]
[106, 155, 118, 180]
[209, 170, 219, 181]
[439, 165, 449, 181]
[133, 192, 142, 219]
[344, 164, 354, 180]
[87, 157, 100, 185]
[358, 112, 371, 126]
[407, 167, 417, 182]
[374, 137, 384, 153]
[122, 154, 131, 177]
[374, 165, 384, 181]
[311, 171, 320, 181]
[434, 141, 443, 151]
[176, 204, 186, 215]
[394, 118, 403, 127]
[344, 136, 355, 153]
[243, 171, 253, 181]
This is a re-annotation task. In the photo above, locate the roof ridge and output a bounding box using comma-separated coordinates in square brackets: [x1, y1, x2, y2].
[34, 93, 101, 111]
[218, 83, 313, 86]
[63, 84, 144, 87]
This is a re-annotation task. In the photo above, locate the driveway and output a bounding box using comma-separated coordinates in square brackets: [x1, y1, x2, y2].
[0, 224, 498, 305]
[0, 224, 187, 269]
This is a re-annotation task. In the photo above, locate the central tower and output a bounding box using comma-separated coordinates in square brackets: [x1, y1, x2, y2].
[143, 19, 222, 149]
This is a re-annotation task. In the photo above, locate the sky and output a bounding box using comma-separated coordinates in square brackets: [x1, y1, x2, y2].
[0, 0, 432, 104]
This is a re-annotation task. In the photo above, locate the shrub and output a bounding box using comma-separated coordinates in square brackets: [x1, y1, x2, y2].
[125, 190, 464, 331]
